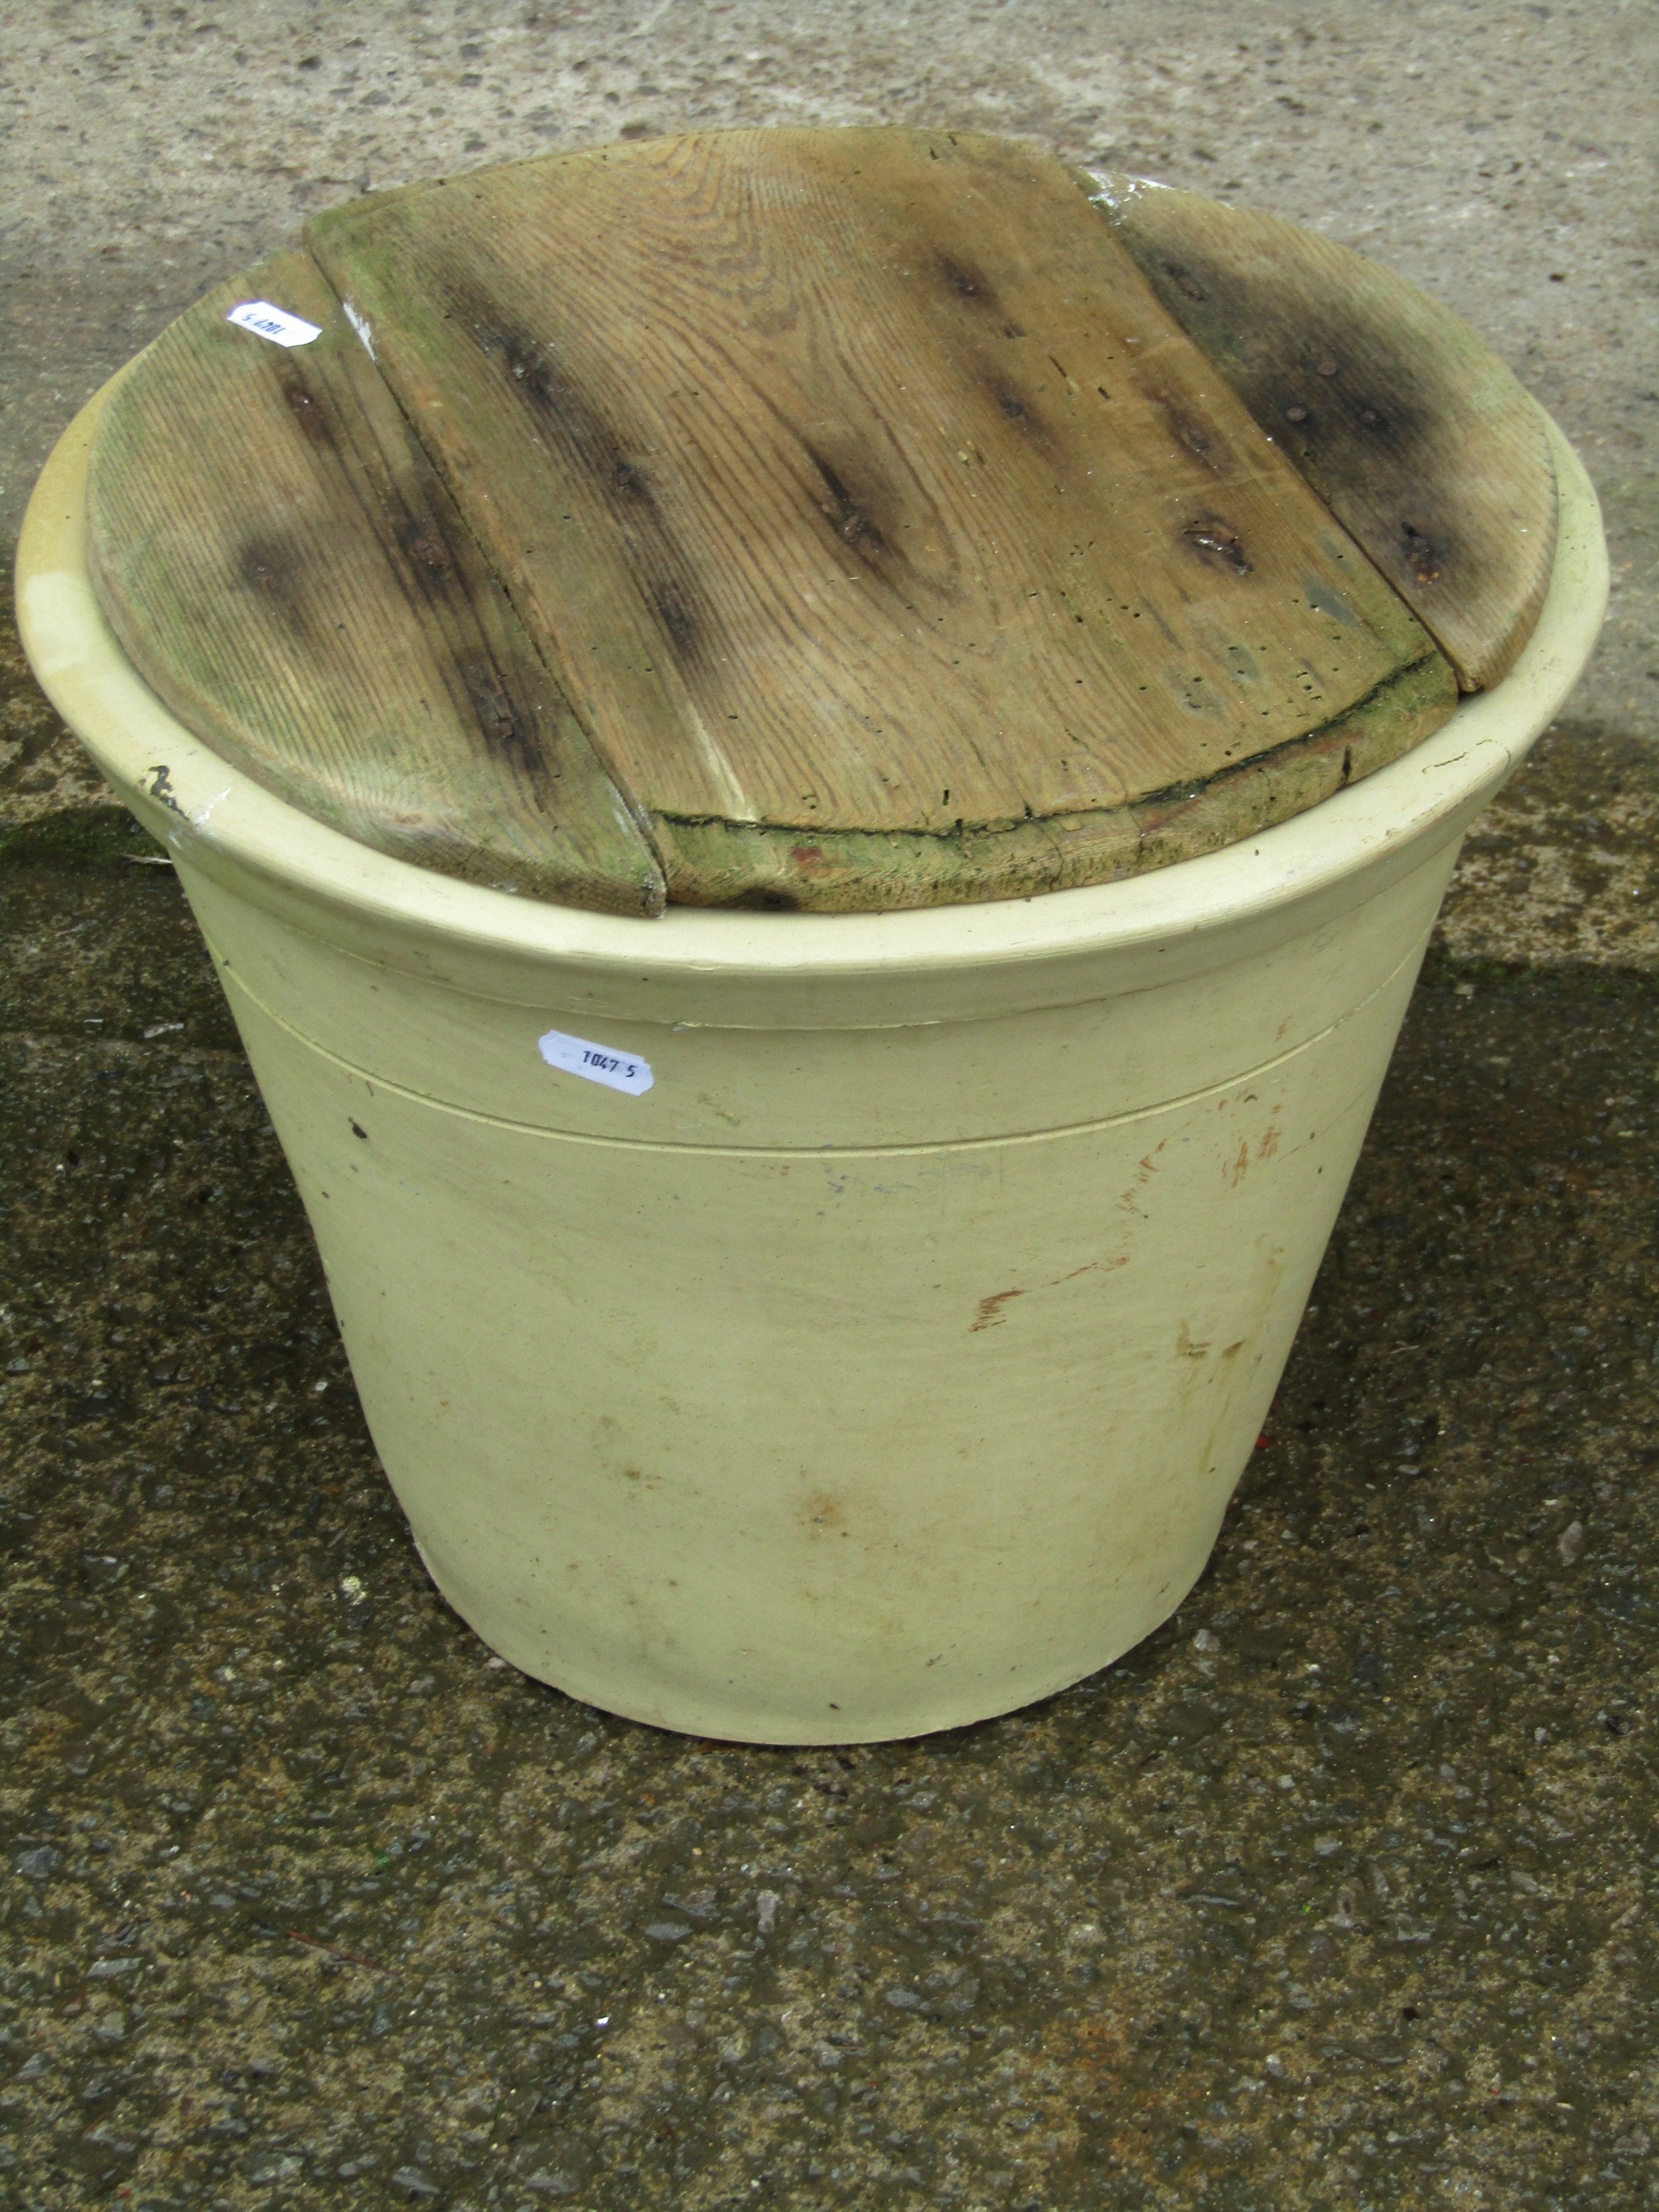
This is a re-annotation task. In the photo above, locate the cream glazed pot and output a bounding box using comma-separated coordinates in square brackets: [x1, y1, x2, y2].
[19, 382, 1606, 1743]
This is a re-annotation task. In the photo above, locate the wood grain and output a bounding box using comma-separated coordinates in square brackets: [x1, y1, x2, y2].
[87, 250, 664, 915]
[307, 129, 1455, 906]
[1083, 173, 1556, 692]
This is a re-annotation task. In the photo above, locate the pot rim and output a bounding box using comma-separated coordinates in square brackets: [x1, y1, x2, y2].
[19, 374, 1605, 995]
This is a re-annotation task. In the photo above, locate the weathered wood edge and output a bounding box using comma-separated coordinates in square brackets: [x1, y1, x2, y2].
[650, 650, 1456, 910]
[1079, 171, 1557, 693]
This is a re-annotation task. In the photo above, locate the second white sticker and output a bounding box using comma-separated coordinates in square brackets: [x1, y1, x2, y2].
[538, 1028, 654, 1096]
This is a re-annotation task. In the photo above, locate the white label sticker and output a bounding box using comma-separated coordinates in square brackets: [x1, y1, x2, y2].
[538, 1028, 654, 1096]
[227, 299, 322, 348]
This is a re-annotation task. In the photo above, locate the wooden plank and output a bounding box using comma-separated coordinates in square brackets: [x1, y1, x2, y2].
[1083, 174, 1556, 692]
[86, 250, 665, 916]
[308, 129, 1455, 907]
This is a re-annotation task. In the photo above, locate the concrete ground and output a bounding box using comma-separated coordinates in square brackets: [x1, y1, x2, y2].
[3, 5, 1657, 2207]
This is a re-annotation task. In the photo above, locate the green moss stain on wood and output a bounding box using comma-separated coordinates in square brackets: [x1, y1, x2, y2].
[653, 650, 1455, 910]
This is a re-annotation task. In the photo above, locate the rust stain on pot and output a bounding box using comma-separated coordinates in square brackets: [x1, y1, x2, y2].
[971, 1288, 1026, 1331]
[971, 1254, 1127, 1331]
[1119, 1138, 1169, 1215]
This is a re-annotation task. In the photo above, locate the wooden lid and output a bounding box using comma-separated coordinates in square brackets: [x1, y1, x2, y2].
[87, 129, 1555, 917]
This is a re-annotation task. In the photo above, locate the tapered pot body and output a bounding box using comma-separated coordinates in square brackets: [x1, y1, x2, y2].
[19, 386, 1606, 1741]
